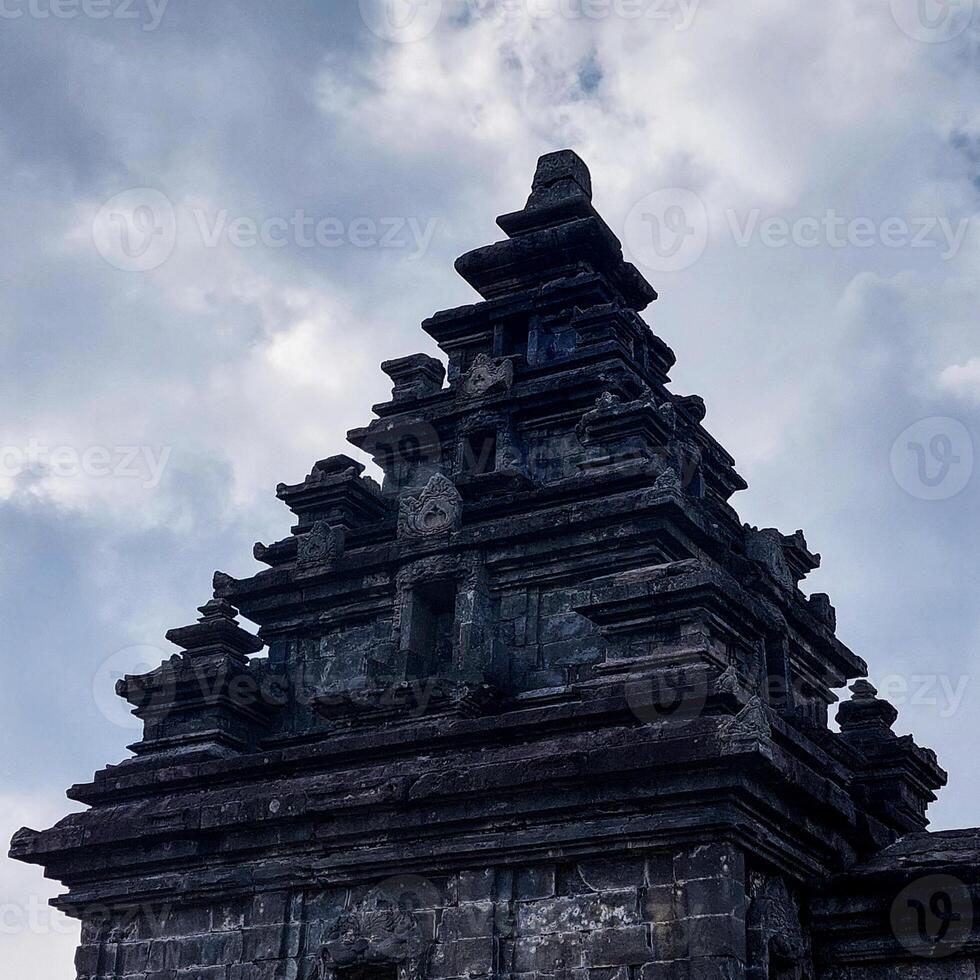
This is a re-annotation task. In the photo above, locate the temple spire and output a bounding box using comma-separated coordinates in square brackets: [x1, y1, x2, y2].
[454, 148, 657, 310]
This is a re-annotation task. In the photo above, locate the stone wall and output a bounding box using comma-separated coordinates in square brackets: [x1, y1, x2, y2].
[72, 846, 755, 980]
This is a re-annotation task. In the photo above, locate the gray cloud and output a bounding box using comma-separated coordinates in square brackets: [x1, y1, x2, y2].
[2, 3, 979, 975]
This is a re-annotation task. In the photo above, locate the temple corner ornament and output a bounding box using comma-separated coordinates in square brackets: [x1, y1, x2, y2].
[397, 473, 463, 539]
[461, 352, 514, 398]
[297, 521, 345, 566]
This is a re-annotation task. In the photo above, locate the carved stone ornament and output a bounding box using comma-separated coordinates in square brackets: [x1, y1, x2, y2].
[317, 907, 431, 980]
[398, 473, 462, 539]
[720, 695, 772, 751]
[461, 353, 514, 398]
[748, 874, 809, 979]
[297, 521, 344, 566]
[745, 527, 796, 591]
[653, 466, 681, 491]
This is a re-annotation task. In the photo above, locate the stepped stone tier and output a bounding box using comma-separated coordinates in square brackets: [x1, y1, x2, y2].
[10, 151, 979, 980]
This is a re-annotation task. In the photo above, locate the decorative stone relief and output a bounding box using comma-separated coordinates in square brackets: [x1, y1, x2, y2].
[745, 528, 794, 590]
[461, 353, 514, 398]
[317, 906, 431, 980]
[720, 696, 772, 751]
[398, 474, 463, 539]
[297, 521, 345, 566]
[747, 874, 809, 980]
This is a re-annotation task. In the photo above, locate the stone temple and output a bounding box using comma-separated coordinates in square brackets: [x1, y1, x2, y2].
[11, 151, 980, 980]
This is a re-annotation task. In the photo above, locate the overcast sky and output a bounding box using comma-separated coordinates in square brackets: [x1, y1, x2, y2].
[2, 1, 979, 975]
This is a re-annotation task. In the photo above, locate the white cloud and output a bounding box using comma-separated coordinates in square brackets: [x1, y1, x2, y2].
[940, 357, 980, 402]
[0, 792, 83, 980]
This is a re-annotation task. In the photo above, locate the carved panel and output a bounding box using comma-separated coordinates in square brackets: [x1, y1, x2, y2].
[461, 353, 514, 398]
[398, 474, 463, 539]
[317, 902, 431, 980]
[298, 522, 345, 566]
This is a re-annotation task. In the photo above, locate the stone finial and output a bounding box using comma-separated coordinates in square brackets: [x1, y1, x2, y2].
[850, 679, 878, 701]
[808, 592, 837, 630]
[495, 149, 599, 238]
[381, 353, 446, 402]
[836, 679, 899, 734]
[526, 149, 593, 205]
[456, 149, 657, 310]
[164, 598, 264, 662]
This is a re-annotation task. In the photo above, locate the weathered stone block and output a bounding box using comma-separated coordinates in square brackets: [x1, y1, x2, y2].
[511, 932, 586, 972]
[242, 925, 283, 962]
[428, 936, 494, 978]
[578, 857, 647, 891]
[515, 866, 557, 900]
[438, 902, 496, 940]
[587, 925, 653, 966]
[457, 868, 496, 903]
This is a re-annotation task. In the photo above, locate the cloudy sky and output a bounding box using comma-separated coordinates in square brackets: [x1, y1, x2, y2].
[1, 0, 979, 975]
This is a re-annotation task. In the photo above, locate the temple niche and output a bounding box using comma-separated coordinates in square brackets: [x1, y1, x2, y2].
[10, 151, 979, 980]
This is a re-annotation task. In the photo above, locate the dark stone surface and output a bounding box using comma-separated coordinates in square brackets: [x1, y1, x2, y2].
[9, 150, 976, 980]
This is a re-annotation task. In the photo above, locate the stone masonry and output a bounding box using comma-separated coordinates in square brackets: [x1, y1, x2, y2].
[10, 151, 980, 980]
